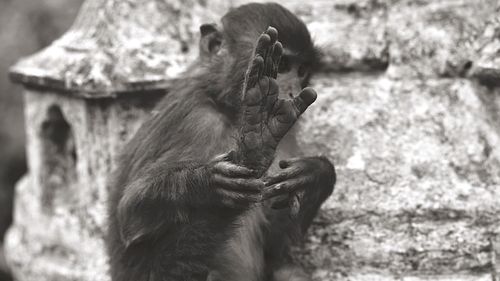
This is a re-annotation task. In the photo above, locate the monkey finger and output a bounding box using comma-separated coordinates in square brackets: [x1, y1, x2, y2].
[263, 168, 300, 186]
[270, 101, 298, 125]
[293, 87, 317, 115]
[213, 174, 264, 192]
[257, 77, 270, 102]
[249, 55, 264, 79]
[265, 78, 279, 112]
[265, 26, 278, 44]
[262, 180, 299, 199]
[263, 42, 276, 78]
[245, 55, 264, 89]
[242, 106, 262, 128]
[241, 130, 263, 151]
[262, 177, 309, 199]
[243, 86, 263, 107]
[261, 28, 278, 77]
[212, 161, 257, 178]
[270, 42, 283, 79]
[263, 58, 271, 78]
[263, 27, 277, 49]
[289, 191, 304, 220]
[278, 158, 304, 169]
[254, 33, 271, 61]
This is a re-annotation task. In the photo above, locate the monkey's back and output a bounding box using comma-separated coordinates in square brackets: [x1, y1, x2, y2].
[107, 88, 240, 281]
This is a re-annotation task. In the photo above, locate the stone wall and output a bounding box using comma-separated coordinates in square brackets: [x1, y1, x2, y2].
[6, 0, 500, 280]
[282, 0, 500, 279]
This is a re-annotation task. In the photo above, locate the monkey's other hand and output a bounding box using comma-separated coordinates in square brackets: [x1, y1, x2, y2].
[261, 157, 335, 217]
[209, 152, 264, 209]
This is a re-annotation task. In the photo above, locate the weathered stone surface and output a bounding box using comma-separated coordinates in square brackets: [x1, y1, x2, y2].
[6, 91, 162, 281]
[386, 0, 497, 79]
[471, 7, 500, 87]
[9, 0, 393, 97]
[9, 0, 227, 95]
[294, 74, 500, 280]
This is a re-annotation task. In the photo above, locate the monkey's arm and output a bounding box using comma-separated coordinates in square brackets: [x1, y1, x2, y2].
[116, 153, 263, 247]
[263, 156, 336, 222]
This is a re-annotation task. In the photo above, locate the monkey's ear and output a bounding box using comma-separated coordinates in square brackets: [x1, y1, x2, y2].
[199, 23, 223, 57]
[200, 23, 218, 36]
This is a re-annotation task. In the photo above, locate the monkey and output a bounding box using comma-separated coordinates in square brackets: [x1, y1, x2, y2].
[107, 3, 336, 281]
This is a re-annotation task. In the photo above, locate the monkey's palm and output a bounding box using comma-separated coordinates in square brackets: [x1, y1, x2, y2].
[236, 27, 317, 174]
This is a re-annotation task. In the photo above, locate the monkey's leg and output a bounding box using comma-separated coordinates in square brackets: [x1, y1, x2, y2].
[236, 27, 316, 175]
[262, 157, 336, 281]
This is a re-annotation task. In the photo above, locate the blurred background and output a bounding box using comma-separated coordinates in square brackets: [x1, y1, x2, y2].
[0, 0, 82, 279]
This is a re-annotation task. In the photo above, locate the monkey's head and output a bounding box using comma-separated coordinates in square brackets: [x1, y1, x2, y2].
[197, 2, 321, 109]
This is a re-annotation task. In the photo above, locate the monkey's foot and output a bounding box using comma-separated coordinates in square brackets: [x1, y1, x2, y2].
[237, 27, 282, 172]
[237, 27, 316, 173]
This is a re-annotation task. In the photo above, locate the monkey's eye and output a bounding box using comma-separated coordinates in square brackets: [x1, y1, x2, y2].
[298, 64, 308, 77]
[208, 39, 222, 54]
[278, 56, 291, 73]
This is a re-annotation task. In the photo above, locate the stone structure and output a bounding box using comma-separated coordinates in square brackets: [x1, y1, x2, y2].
[6, 0, 500, 280]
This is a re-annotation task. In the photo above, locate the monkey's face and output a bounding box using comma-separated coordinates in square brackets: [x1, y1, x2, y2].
[275, 52, 315, 100]
[197, 10, 321, 106]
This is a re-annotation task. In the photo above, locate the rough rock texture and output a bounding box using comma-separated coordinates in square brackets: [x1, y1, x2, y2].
[0, 3, 83, 278]
[472, 10, 500, 88]
[6, 91, 163, 281]
[9, 0, 226, 95]
[298, 75, 500, 281]
[5, 0, 500, 281]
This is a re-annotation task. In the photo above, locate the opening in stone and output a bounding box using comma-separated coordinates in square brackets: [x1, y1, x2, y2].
[39, 105, 77, 213]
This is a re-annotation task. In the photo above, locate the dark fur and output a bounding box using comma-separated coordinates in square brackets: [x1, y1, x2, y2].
[107, 3, 333, 281]
[222, 3, 320, 66]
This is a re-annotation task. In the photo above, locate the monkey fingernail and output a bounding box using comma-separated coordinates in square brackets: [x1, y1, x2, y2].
[266, 26, 278, 42]
[289, 196, 301, 219]
[254, 55, 264, 66]
[263, 178, 281, 187]
[262, 185, 282, 198]
[300, 88, 318, 105]
[278, 160, 290, 169]
[256, 34, 271, 52]
[293, 88, 317, 114]
[258, 193, 265, 202]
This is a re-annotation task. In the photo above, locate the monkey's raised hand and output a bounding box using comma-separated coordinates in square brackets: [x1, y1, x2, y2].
[209, 152, 264, 209]
[236, 27, 317, 175]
